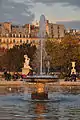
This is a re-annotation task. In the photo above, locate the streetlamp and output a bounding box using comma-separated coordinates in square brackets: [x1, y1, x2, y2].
[45, 55, 51, 75]
[47, 61, 50, 74]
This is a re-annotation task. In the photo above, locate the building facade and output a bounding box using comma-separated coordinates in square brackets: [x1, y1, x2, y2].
[46, 20, 65, 38]
[0, 20, 65, 49]
[0, 22, 39, 49]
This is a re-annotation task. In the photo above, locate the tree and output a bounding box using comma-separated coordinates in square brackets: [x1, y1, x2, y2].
[0, 43, 36, 72]
[45, 35, 80, 74]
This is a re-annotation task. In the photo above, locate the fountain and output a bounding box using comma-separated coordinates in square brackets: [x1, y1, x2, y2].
[39, 14, 46, 75]
[31, 83, 48, 100]
[24, 15, 58, 81]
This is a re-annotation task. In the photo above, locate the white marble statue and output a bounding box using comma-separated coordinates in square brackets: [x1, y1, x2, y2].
[22, 55, 31, 75]
[71, 61, 76, 74]
[24, 55, 30, 68]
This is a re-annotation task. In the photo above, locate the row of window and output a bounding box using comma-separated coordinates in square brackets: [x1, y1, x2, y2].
[0, 34, 29, 38]
[0, 39, 36, 44]
[0, 33, 39, 38]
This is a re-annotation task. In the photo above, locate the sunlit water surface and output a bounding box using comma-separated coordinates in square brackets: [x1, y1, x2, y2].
[0, 82, 80, 120]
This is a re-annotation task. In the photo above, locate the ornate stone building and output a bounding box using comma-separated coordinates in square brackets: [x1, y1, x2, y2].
[0, 20, 65, 49]
[46, 20, 65, 38]
[0, 22, 39, 49]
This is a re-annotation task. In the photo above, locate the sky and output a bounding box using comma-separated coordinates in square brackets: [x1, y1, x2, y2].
[0, 0, 80, 29]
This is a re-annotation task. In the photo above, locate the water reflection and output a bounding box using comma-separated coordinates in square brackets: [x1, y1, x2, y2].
[31, 83, 48, 120]
[34, 103, 46, 120]
[31, 83, 48, 100]
[0, 83, 80, 119]
[33, 102, 60, 120]
[0, 86, 24, 94]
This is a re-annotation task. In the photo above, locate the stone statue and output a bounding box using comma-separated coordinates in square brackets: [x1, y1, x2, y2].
[22, 55, 31, 75]
[24, 55, 30, 68]
[71, 61, 76, 74]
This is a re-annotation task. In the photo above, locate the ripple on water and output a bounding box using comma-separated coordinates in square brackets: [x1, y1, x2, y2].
[0, 85, 80, 120]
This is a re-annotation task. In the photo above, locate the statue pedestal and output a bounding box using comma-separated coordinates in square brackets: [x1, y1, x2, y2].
[71, 68, 76, 74]
[31, 92, 48, 100]
[22, 67, 30, 75]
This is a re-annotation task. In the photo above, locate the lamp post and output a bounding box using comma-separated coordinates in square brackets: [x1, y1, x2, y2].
[45, 55, 51, 75]
[6, 39, 9, 49]
[47, 61, 50, 74]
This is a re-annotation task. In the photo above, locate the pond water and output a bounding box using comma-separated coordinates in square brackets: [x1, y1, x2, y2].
[0, 83, 80, 120]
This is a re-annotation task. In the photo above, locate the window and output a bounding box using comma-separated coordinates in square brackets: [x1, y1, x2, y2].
[26, 40, 28, 43]
[13, 34, 15, 37]
[15, 34, 16, 37]
[10, 40, 12, 43]
[20, 34, 21, 38]
[11, 34, 13, 37]
[20, 39, 22, 43]
[13, 39, 15, 43]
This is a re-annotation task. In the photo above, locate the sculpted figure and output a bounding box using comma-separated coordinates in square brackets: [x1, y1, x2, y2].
[24, 55, 30, 68]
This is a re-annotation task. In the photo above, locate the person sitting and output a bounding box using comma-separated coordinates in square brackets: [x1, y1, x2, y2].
[70, 72, 77, 82]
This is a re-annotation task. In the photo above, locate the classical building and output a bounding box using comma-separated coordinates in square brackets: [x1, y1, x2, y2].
[0, 19, 65, 49]
[0, 22, 39, 49]
[65, 29, 80, 40]
[46, 20, 65, 38]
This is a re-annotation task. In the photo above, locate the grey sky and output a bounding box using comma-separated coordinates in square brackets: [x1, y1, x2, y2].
[0, 0, 80, 29]
[0, 0, 34, 24]
[32, 0, 80, 7]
